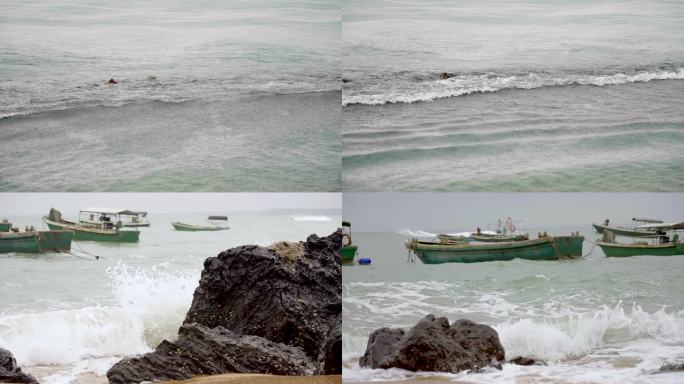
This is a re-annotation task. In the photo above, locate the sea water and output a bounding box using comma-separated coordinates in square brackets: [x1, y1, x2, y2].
[0, 0, 341, 191]
[342, 0, 684, 191]
[0, 211, 340, 383]
[342, 227, 684, 383]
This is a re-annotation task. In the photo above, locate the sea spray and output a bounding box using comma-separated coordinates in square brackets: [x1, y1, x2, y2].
[108, 262, 199, 348]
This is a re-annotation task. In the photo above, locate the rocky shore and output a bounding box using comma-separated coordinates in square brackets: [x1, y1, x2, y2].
[107, 230, 342, 384]
[360, 314, 541, 374]
[0, 348, 37, 384]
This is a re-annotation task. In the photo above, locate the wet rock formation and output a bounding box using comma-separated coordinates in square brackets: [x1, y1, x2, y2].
[0, 348, 38, 384]
[359, 314, 505, 373]
[107, 230, 342, 383]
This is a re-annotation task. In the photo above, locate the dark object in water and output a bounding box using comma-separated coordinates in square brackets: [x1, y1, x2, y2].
[440, 72, 450, 80]
[358, 257, 372, 265]
[107, 230, 342, 383]
[0, 347, 38, 383]
[208, 215, 228, 220]
[359, 314, 505, 373]
[509, 356, 546, 366]
[653, 363, 684, 374]
[107, 78, 117, 84]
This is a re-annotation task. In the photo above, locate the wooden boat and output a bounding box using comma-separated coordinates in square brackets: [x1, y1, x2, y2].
[44, 208, 140, 243]
[0, 230, 74, 253]
[0, 220, 11, 232]
[470, 233, 528, 242]
[341, 221, 358, 264]
[598, 222, 684, 257]
[406, 233, 584, 264]
[79, 207, 150, 227]
[171, 222, 230, 231]
[592, 218, 661, 238]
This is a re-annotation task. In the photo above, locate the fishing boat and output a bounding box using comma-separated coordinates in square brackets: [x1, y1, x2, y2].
[592, 218, 661, 238]
[471, 218, 529, 242]
[598, 222, 684, 257]
[0, 230, 74, 253]
[79, 208, 150, 227]
[0, 219, 11, 232]
[171, 222, 229, 231]
[43, 208, 140, 242]
[341, 221, 358, 264]
[406, 232, 584, 264]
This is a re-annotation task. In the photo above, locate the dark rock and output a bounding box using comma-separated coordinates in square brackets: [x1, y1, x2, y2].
[107, 325, 314, 384]
[184, 231, 342, 360]
[0, 348, 38, 384]
[440, 72, 450, 80]
[653, 363, 684, 374]
[107, 230, 341, 382]
[508, 356, 546, 366]
[317, 313, 342, 375]
[359, 314, 505, 373]
[107, 78, 117, 84]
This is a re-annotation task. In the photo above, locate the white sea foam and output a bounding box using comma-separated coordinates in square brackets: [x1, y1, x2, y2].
[0, 262, 198, 382]
[342, 68, 684, 106]
[291, 215, 332, 222]
[397, 229, 437, 237]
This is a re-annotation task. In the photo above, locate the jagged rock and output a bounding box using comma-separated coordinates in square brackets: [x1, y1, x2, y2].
[359, 314, 505, 373]
[317, 313, 342, 375]
[107, 325, 315, 384]
[184, 231, 342, 360]
[0, 348, 38, 384]
[107, 230, 342, 383]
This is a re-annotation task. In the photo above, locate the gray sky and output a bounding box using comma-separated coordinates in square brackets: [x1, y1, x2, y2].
[0, 193, 341, 216]
[344, 193, 684, 232]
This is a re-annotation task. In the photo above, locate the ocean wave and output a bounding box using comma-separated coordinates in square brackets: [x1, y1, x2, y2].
[342, 67, 684, 106]
[0, 263, 197, 369]
[397, 229, 438, 237]
[292, 215, 332, 222]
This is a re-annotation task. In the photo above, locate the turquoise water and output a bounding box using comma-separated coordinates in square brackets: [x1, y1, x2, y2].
[342, 0, 684, 191]
[0, 0, 341, 191]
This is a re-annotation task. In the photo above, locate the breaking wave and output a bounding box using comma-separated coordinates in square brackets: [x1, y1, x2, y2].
[342, 68, 684, 106]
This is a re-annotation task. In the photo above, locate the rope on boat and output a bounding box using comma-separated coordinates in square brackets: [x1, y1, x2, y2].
[582, 239, 599, 258]
[72, 241, 103, 260]
[35, 232, 101, 260]
[406, 239, 417, 263]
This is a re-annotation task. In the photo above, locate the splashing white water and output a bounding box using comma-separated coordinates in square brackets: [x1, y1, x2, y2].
[292, 215, 332, 222]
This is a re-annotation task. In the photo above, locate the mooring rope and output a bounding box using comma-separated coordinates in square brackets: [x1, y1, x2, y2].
[582, 238, 599, 258]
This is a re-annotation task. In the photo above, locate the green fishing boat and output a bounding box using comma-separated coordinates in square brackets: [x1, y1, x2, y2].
[0, 220, 11, 232]
[598, 222, 684, 257]
[406, 233, 584, 264]
[43, 208, 140, 243]
[171, 222, 230, 231]
[341, 221, 358, 264]
[469, 218, 529, 242]
[592, 218, 661, 238]
[0, 230, 74, 253]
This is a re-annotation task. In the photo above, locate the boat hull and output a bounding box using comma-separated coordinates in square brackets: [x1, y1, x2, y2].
[0, 222, 11, 232]
[598, 242, 684, 257]
[592, 223, 656, 237]
[0, 231, 73, 253]
[171, 222, 229, 231]
[409, 236, 584, 264]
[44, 218, 139, 242]
[341, 245, 358, 263]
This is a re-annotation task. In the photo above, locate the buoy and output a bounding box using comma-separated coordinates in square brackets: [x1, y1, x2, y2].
[358, 257, 372, 265]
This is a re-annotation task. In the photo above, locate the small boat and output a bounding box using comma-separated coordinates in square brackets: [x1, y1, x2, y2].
[598, 222, 684, 257]
[592, 218, 661, 238]
[406, 232, 584, 264]
[0, 219, 11, 232]
[43, 208, 140, 243]
[79, 207, 150, 227]
[171, 222, 229, 231]
[341, 221, 358, 264]
[0, 230, 74, 253]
